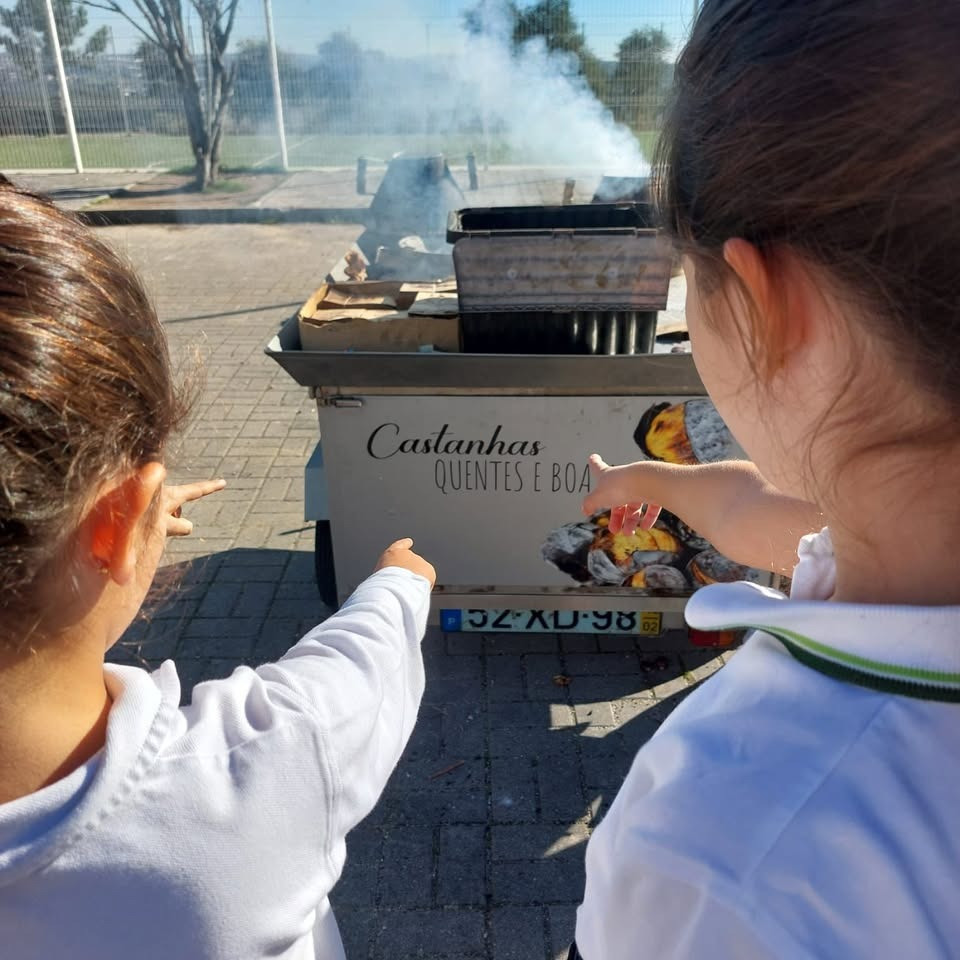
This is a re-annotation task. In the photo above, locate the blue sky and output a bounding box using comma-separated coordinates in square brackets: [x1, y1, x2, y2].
[93, 0, 695, 59]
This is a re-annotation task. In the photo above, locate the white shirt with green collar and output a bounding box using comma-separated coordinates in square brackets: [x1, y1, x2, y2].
[576, 529, 960, 959]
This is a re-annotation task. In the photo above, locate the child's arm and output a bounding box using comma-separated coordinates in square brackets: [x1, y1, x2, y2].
[582, 456, 823, 575]
[182, 539, 435, 843]
[263, 539, 435, 832]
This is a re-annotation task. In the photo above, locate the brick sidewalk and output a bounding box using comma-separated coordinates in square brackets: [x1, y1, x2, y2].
[102, 224, 726, 960]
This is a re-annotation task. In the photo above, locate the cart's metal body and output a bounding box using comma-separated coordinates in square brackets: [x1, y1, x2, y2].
[267, 319, 771, 640]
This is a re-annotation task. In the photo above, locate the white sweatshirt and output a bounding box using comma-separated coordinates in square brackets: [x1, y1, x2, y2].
[577, 530, 960, 958]
[0, 567, 432, 960]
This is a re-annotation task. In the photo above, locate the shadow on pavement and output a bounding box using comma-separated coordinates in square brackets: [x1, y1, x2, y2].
[163, 301, 302, 324]
[333, 630, 729, 960]
[36, 186, 115, 203]
[110, 546, 328, 701]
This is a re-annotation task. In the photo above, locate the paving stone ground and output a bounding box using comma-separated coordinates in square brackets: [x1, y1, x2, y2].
[99, 223, 728, 960]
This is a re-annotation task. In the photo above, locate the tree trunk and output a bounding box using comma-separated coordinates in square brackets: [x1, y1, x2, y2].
[178, 70, 212, 190]
[183, 65, 228, 189]
[163, 20, 234, 190]
[195, 152, 212, 190]
[205, 51, 234, 188]
[209, 121, 224, 183]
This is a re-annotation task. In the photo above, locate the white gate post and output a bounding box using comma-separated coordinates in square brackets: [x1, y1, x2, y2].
[262, 0, 289, 170]
[42, 0, 83, 172]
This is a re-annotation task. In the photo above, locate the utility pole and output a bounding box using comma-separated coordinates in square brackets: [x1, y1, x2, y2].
[262, 0, 289, 170]
[42, 0, 82, 172]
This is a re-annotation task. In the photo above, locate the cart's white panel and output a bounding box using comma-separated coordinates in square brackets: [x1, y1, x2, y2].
[317, 394, 761, 602]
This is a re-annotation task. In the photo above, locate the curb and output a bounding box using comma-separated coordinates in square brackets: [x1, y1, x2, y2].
[80, 207, 368, 226]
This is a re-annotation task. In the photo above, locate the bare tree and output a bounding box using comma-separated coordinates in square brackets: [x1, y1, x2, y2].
[82, 0, 240, 188]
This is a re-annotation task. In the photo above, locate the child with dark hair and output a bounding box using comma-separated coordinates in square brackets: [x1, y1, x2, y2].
[0, 184, 435, 959]
[574, 1, 960, 957]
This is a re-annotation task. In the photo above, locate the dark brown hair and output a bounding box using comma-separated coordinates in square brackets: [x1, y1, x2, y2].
[656, 0, 960, 408]
[0, 182, 189, 637]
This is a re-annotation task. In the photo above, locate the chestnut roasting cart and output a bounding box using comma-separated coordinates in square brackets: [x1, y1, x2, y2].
[266, 191, 773, 645]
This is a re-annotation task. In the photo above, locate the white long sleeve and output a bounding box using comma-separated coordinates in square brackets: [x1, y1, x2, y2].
[0, 566, 432, 960]
[182, 567, 431, 842]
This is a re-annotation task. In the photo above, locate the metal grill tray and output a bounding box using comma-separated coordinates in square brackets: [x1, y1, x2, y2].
[452, 232, 671, 314]
[265, 314, 701, 395]
[458, 309, 658, 355]
[446, 202, 655, 241]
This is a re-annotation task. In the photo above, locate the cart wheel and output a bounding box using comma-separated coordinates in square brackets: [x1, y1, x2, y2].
[314, 521, 338, 609]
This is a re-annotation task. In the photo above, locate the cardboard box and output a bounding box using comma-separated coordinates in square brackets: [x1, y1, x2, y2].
[298, 281, 460, 353]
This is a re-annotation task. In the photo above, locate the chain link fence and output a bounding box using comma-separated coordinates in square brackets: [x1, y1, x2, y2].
[0, 2, 694, 171]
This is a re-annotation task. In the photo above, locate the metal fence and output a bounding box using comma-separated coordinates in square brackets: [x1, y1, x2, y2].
[0, 2, 694, 172]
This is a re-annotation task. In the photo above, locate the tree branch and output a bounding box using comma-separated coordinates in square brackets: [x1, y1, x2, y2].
[164, 0, 191, 63]
[143, 0, 180, 49]
[221, 0, 241, 51]
[76, 0, 158, 45]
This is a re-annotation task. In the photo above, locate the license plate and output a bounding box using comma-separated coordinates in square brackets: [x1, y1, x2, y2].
[440, 608, 662, 636]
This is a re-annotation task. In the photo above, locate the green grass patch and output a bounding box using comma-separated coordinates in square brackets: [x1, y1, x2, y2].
[204, 178, 248, 193]
[2, 130, 660, 172]
[221, 163, 287, 175]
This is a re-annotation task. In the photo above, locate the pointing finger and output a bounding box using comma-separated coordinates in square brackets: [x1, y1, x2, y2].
[176, 478, 227, 503]
[640, 504, 662, 530]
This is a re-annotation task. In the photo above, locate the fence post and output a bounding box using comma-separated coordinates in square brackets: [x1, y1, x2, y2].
[262, 0, 289, 171]
[30, 39, 55, 137]
[42, 0, 82, 172]
[109, 28, 130, 135]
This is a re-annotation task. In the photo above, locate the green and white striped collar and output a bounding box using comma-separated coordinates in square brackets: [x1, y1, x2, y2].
[686, 581, 960, 703]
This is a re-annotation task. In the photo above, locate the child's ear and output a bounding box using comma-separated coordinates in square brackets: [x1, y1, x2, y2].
[723, 239, 811, 372]
[722, 238, 769, 303]
[89, 462, 166, 586]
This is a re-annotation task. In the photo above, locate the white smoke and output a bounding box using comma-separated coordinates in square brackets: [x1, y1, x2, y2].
[346, 4, 650, 177]
[447, 28, 648, 174]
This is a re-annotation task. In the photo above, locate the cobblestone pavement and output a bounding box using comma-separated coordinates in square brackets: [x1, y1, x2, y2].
[101, 224, 728, 960]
